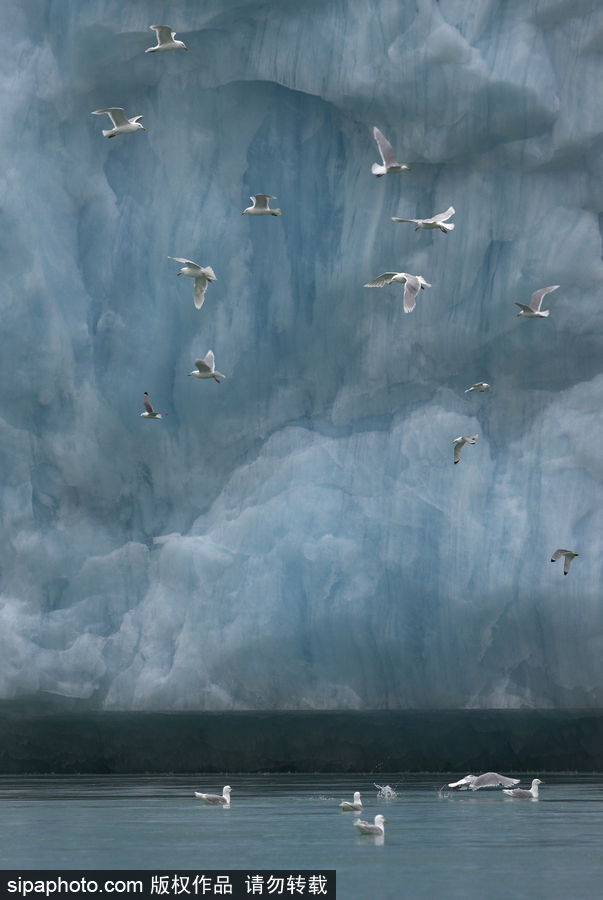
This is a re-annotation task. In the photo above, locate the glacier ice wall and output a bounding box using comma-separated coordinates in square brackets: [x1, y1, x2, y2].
[1, 0, 603, 710]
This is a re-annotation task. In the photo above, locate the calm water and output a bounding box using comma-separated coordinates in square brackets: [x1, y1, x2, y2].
[0, 774, 602, 899]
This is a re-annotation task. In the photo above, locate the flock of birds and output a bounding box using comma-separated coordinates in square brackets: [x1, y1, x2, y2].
[191, 772, 545, 841]
[90, 25, 579, 578]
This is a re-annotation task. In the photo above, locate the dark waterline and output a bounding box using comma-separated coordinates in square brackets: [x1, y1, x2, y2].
[1, 704, 603, 773]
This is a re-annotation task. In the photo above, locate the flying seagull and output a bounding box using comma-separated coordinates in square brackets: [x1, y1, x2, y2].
[448, 773, 520, 791]
[371, 127, 410, 177]
[453, 434, 478, 464]
[188, 351, 225, 383]
[194, 786, 232, 806]
[140, 392, 166, 419]
[364, 272, 431, 313]
[91, 108, 145, 138]
[146, 25, 188, 52]
[503, 779, 543, 800]
[515, 285, 559, 318]
[465, 383, 491, 393]
[168, 257, 217, 309]
[551, 549, 579, 575]
[354, 815, 388, 836]
[340, 792, 363, 812]
[242, 195, 281, 216]
[392, 206, 455, 233]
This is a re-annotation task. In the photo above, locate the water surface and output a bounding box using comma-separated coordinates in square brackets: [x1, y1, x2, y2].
[1, 774, 602, 899]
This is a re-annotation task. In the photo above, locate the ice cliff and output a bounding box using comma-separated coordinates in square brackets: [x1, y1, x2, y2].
[1, 0, 603, 710]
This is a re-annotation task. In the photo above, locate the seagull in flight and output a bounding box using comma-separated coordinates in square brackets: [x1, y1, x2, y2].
[503, 779, 543, 800]
[364, 272, 431, 313]
[551, 549, 579, 575]
[140, 393, 166, 419]
[392, 206, 455, 233]
[515, 285, 559, 318]
[465, 382, 491, 393]
[168, 258, 217, 309]
[242, 195, 281, 216]
[188, 351, 225, 383]
[371, 127, 410, 177]
[145, 25, 188, 52]
[91, 108, 145, 138]
[453, 434, 477, 464]
[194, 786, 232, 806]
[448, 773, 520, 791]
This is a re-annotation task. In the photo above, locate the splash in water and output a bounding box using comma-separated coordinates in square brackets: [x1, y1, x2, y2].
[374, 783, 398, 799]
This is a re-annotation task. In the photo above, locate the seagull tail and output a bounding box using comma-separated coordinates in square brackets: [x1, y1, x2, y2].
[102, 129, 114, 137]
[540, 309, 550, 316]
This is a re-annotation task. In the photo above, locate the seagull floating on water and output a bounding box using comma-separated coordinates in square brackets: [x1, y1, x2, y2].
[194, 786, 232, 805]
[453, 434, 478, 464]
[364, 272, 431, 313]
[551, 549, 579, 575]
[503, 779, 543, 800]
[340, 792, 363, 812]
[392, 206, 455, 233]
[371, 127, 410, 177]
[242, 195, 281, 216]
[465, 382, 491, 393]
[188, 351, 225, 383]
[354, 815, 388, 836]
[515, 285, 559, 318]
[91, 108, 145, 138]
[448, 773, 520, 791]
[168, 257, 217, 309]
[146, 25, 188, 52]
[140, 392, 166, 419]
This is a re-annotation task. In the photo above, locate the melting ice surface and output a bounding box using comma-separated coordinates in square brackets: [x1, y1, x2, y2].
[1, 1, 603, 711]
[1, 774, 603, 900]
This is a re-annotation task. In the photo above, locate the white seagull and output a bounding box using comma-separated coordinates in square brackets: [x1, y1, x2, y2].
[340, 792, 363, 812]
[242, 195, 281, 216]
[392, 206, 455, 233]
[515, 285, 559, 318]
[188, 351, 225, 383]
[194, 786, 232, 805]
[168, 258, 217, 310]
[465, 382, 491, 393]
[448, 773, 520, 791]
[91, 108, 145, 138]
[145, 25, 188, 52]
[551, 549, 579, 575]
[140, 392, 166, 419]
[371, 127, 410, 177]
[354, 815, 388, 836]
[503, 779, 543, 800]
[364, 272, 431, 313]
[453, 434, 478, 464]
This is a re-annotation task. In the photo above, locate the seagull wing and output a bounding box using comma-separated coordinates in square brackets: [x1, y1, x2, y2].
[430, 206, 455, 224]
[373, 127, 397, 167]
[472, 773, 520, 789]
[453, 442, 463, 464]
[92, 108, 128, 128]
[392, 217, 420, 224]
[402, 275, 421, 313]
[530, 285, 559, 312]
[131, 115, 144, 124]
[564, 555, 574, 575]
[251, 194, 276, 209]
[150, 25, 174, 45]
[364, 273, 401, 288]
[143, 393, 155, 415]
[193, 277, 208, 309]
[168, 257, 198, 266]
[448, 776, 475, 789]
[551, 549, 567, 562]
[196, 351, 215, 374]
